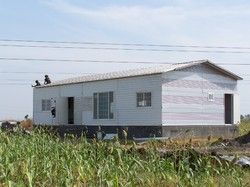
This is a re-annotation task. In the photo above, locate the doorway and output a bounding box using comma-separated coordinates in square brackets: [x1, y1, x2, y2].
[68, 97, 74, 124]
[225, 94, 233, 124]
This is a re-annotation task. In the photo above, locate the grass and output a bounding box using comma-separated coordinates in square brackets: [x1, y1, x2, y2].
[0, 129, 249, 187]
[239, 120, 250, 136]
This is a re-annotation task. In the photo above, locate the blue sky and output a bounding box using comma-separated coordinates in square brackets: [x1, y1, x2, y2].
[0, 0, 250, 119]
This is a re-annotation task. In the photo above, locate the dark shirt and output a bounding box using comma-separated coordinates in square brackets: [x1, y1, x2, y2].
[32, 81, 41, 87]
[44, 77, 51, 84]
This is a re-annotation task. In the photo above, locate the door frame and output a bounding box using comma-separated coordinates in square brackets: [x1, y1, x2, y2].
[224, 94, 234, 124]
[68, 97, 74, 124]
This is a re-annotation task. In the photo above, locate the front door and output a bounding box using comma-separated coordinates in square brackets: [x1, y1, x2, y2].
[225, 94, 234, 124]
[68, 97, 74, 124]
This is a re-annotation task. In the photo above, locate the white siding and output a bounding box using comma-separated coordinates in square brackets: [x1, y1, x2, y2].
[33, 75, 162, 126]
[56, 97, 67, 125]
[60, 85, 83, 97]
[81, 75, 162, 126]
[33, 63, 240, 127]
[74, 97, 83, 125]
[33, 87, 60, 125]
[116, 75, 162, 126]
[81, 79, 118, 125]
[162, 64, 238, 126]
[233, 94, 240, 124]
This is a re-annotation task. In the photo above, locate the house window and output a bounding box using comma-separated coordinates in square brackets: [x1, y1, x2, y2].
[93, 92, 114, 119]
[42, 99, 51, 111]
[208, 93, 214, 101]
[137, 92, 151, 107]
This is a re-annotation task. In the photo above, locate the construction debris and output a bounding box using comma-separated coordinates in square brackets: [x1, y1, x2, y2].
[235, 131, 250, 144]
[220, 155, 250, 168]
[20, 118, 33, 133]
[0, 117, 33, 134]
[1, 121, 18, 132]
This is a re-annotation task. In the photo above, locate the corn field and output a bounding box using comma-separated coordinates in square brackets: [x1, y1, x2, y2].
[0, 129, 248, 187]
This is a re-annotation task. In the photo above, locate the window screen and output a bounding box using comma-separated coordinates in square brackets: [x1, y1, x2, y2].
[109, 92, 114, 119]
[137, 92, 151, 107]
[93, 93, 98, 119]
[93, 92, 114, 119]
[99, 92, 109, 119]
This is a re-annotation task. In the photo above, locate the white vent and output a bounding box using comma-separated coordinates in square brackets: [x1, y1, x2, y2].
[208, 93, 214, 101]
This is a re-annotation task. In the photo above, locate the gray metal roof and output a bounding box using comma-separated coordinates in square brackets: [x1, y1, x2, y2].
[38, 60, 242, 88]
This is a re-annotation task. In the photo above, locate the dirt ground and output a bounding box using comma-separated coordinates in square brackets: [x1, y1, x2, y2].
[135, 132, 250, 159]
[206, 131, 250, 156]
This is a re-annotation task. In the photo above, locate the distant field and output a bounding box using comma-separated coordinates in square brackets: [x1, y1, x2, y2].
[0, 129, 249, 187]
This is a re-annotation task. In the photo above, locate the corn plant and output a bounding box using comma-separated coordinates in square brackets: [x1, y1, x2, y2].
[0, 129, 247, 187]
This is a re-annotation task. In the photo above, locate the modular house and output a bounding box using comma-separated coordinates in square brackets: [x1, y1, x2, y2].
[33, 60, 242, 138]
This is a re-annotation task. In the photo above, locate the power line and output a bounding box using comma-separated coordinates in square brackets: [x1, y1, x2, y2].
[1, 80, 250, 86]
[0, 57, 172, 64]
[1, 71, 250, 76]
[1, 57, 250, 66]
[2, 79, 250, 82]
[1, 38, 250, 50]
[239, 74, 250, 76]
[2, 77, 250, 84]
[1, 44, 250, 54]
[0, 79, 33, 81]
[0, 79, 46, 82]
[2, 77, 250, 83]
[5, 79, 250, 82]
[0, 71, 90, 75]
[0, 83, 31, 85]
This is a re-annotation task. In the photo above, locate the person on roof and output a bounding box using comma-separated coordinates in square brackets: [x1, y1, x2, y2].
[44, 75, 51, 85]
[32, 80, 41, 87]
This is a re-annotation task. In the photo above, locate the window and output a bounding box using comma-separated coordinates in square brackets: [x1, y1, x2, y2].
[42, 99, 51, 111]
[137, 92, 151, 107]
[208, 93, 214, 101]
[93, 92, 114, 119]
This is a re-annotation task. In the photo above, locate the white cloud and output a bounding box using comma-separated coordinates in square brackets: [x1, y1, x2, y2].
[41, 0, 250, 45]
[42, 0, 186, 29]
[43, 0, 250, 22]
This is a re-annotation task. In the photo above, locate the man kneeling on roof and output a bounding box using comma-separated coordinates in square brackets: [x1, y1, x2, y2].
[32, 80, 41, 87]
[44, 75, 51, 85]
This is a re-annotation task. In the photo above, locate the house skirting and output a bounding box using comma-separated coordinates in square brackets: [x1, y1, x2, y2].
[34, 125, 238, 139]
[161, 125, 238, 139]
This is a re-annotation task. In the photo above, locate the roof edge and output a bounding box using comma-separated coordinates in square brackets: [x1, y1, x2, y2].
[173, 59, 243, 80]
[36, 59, 242, 89]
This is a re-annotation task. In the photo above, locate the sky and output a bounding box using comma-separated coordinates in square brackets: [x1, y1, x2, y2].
[0, 0, 250, 120]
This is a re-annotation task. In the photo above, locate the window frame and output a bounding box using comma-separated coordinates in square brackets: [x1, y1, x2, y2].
[41, 99, 51, 111]
[93, 91, 114, 119]
[136, 92, 152, 107]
